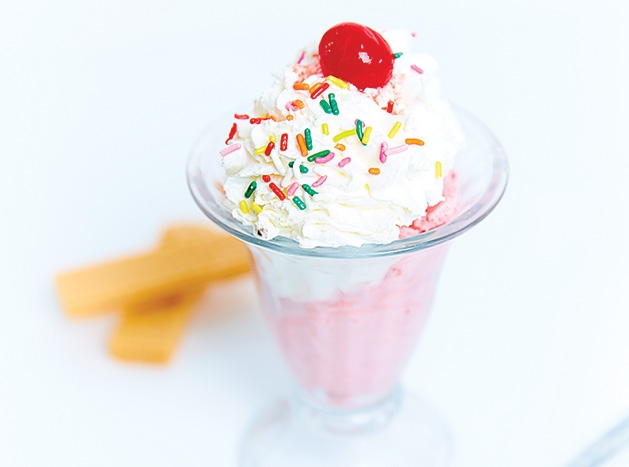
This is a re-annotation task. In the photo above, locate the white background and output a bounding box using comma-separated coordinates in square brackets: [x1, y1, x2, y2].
[1, 0, 628, 465]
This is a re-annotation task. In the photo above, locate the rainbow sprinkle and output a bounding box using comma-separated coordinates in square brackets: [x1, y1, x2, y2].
[302, 184, 317, 197]
[338, 157, 351, 167]
[379, 141, 388, 163]
[287, 182, 300, 196]
[355, 120, 364, 142]
[411, 64, 424, 74]
[314, 151, 334, 164]
[234, 114, 249, 120]
[311, 175, 327, 187]
[262, 174, 271, 183]
[280, 133, 288, 151]
[435, 161, 442, 178]
[388, 122, 402, 139]
[329, 93, 339, 115]
[311, 82, 330, 99]
[334, 143, 346, 151]
[386, 101, 394, 114]
[220, 143, 241, 157]
[264, 141, 275, 156]
[254, 146, 266, 155]
[292, 196, 307, 210]
[326, 75, 350, 89]
[321, 123, 329, 135]
[251, 202, 262, 214]
[385, 144, 408, 156]
[239, 200, 250, 214]
[269, 182, 286, 200]
[368, 168, 381, 175]
[293, 82, 310, 90]
[296, 134, 308, 156]
[405, 138, 425, 146]
[244, 181, 257, 198]
[225, 123, 237, 144]
[304, 128, 313, 150]
[333, 129, 357, 142]
[296, 50, 305, 64]
[362, 126, 372, 145]
[307, 149, 330, 162]
[299, 165, 309, 174]
[320, 99, 332, 114]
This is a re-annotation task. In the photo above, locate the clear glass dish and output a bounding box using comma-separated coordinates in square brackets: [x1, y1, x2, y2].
[187, 104, 508, 466]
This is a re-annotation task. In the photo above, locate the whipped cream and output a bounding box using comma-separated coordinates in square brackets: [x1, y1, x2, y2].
[220, 29, 464, 248]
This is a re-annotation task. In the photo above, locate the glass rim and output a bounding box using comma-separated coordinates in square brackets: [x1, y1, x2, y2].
[187, 104, 509, 259]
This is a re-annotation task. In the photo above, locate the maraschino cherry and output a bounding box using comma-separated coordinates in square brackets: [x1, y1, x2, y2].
[318, 22, 394, 90]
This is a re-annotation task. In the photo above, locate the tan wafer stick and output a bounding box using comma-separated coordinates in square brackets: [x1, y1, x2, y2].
[56, 229, 250, 317]
[109, 288, 205, 364]
[108, 225, 235, 364]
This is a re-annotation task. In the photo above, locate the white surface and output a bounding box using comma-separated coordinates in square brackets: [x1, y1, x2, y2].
[1, 1, 628, 466]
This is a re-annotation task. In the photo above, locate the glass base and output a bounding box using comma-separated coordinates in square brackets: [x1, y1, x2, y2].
[239, 387, 452, 467]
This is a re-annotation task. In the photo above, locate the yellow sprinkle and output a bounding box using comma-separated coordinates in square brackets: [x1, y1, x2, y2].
[333, 129, 357, 142]
[321, 123, 329, 135]
[326, 75, 350, 89]
[251, 201, 262, 214]
[254, 146, 267, 155]
[388, 121, 402, 139]
[269, 135, 276, 142]
[435, 161, 443, 178]
[239, 200, 250, 214]
[362, 126, 372, 145]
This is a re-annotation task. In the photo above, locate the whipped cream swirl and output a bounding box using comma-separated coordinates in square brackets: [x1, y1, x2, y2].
[220, 30, 464, 248]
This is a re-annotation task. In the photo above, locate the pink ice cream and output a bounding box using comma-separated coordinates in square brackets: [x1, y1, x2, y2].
[217, 26, 464, 407]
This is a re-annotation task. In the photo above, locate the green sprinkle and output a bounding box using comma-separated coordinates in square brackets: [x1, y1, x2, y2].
[329, 93, 339, 115]
[304, 128, 313, 150]
[288, 161, 294, 168]
[299, 165, 309, 174]
[302, 184, 318, 197]
[393, 52, 403, 59]
[292, 196, 306, 210]
[244, 181, 257, 198]
[320, 99, 332, 114]
[307, 149, 331, 162]
[355, 119, 364, 142]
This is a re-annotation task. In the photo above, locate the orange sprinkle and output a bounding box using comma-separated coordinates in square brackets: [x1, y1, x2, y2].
[405, 138, 425, 146]
[293, 83, 310, 90]
[293, 99, 305, 109]
[309, 82, 322, 95]
[334, 143, 346, 151]
[368, 168, 381, 175]
[286, 114, 294, 121]
[296, 134, 308, 156]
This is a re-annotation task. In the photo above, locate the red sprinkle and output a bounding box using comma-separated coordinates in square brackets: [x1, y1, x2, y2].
[386, 101, 394, 113]
[250, 118, 262, 124]
[280, 133, 288, 151]
[262, 175, 271, 183]
[269, 182, 286, 200]
[310, 82, 330, 99]
[225, 123, 237, 144]
[234, 114, 249, 120]
[264, 141, 275, 156]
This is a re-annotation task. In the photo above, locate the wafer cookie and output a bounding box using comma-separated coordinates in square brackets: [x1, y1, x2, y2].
[56, 231, 250, 317]
[109, 288, 204, 364]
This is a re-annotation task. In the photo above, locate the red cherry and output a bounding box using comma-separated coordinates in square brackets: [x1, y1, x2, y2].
[318, 23, 394, 90]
